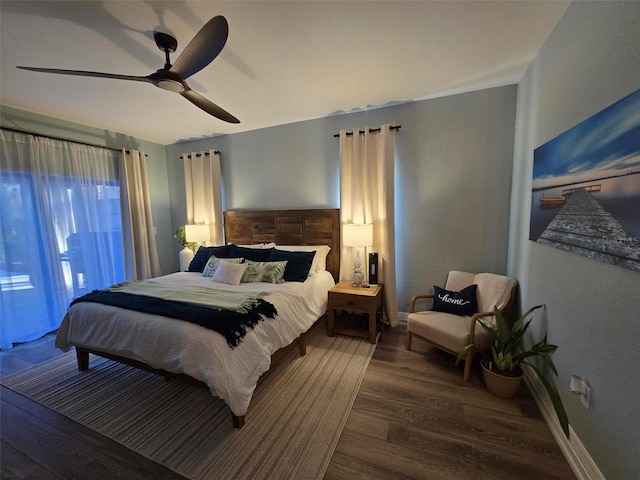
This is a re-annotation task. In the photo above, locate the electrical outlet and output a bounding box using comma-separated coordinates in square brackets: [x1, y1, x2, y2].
[581, 382, 591, 410]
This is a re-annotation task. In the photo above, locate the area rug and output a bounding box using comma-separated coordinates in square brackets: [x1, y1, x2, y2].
[1, 324, 376, 480]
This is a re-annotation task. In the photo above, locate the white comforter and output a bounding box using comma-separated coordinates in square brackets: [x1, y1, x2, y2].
[55, 271, 335, 416]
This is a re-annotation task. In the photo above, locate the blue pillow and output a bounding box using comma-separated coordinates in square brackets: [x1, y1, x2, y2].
[188, 245, 232, 272]
[432, 284, 478, 316]
[228, 245, 273, 262]
[268, 249, 315, 282]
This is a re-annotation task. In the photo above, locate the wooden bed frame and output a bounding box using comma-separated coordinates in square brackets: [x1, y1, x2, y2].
[74, 208, 341, 428]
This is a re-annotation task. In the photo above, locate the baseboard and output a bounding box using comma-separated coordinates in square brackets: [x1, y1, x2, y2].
[523, 368, 606, 480]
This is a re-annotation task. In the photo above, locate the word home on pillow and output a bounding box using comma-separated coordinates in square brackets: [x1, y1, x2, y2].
[431, 284, 478, 316]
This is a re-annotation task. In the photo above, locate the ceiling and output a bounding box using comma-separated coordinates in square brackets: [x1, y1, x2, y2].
[0, 1, 570, 145]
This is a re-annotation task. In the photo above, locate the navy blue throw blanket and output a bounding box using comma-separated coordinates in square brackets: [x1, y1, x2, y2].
[70, 290, 278, 348]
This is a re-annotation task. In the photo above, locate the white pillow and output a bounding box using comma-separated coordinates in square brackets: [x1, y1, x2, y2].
[230, 242, 276, 249]
[275, 245, 331, 273]
[211, 261, 248, 285]
[201, 256, 244, 277]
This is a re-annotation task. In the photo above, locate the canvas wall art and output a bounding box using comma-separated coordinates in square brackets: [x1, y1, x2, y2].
[530, 88, 640, 272]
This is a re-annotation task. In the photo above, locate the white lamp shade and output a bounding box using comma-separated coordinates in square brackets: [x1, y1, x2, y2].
[184, 224, 210, 243]
[343, 223, 373, 247]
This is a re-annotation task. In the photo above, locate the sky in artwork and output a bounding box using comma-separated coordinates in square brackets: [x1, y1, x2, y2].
[533, 88, 640, 189]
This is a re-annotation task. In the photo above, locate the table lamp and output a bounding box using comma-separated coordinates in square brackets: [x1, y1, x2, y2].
[343, 223, 373, 287]
[184, 224, 210, 247]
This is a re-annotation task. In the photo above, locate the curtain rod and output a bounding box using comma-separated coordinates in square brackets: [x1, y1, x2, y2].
[180, 151, 221, 159]
[333, 124, 401, 138]
[0, 126, 147, 156]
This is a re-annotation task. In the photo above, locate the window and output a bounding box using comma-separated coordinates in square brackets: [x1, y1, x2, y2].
[1, 179, 35, 291]
[0, 130, 124, 349]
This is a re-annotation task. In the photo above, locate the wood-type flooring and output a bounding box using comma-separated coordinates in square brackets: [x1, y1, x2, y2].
[1, 325, 576, 480]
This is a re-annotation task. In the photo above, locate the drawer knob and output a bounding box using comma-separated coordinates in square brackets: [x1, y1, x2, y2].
[347, 301, 355, 306]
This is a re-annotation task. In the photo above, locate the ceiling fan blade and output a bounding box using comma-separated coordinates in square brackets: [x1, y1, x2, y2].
[181, 88, 239, 124]
[170, 16, 228, 79]
[17, 66, 152, 83]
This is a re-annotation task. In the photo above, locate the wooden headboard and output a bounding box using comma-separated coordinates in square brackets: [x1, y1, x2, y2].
[223, 208, 340, 282]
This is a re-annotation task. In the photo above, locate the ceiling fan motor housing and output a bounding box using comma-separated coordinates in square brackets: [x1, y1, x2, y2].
[154, 31, 178, 53]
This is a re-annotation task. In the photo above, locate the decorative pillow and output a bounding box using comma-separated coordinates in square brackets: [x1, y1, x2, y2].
[228, 244, 274, 262]
[275, 245, 331, 273]
[432, 284, 478, 316]
[234, 243, 276, 249]
[267, 249, 315, 282]
[202, 256, 244, 277]
[211, 261, 247, 286]
[240, 260, 288, 284]
[188, 245, 232, 272]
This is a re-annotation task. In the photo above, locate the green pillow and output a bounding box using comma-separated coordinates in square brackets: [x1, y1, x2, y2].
[241, 260, 288, 284]
[202, 256, 244, 277]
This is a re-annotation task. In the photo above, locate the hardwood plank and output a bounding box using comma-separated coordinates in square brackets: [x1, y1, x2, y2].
[341, 410, 390, 440]
[334, 428, 457, 480]
[386, 422, 570, 479]
[360, 366, 531, 420]
[1, 439, 58, 480]
[327, 326, 576, 480]
[0, 332, 61, 378]
[1, 387, 187, 480]
[324, 450, 415, 480]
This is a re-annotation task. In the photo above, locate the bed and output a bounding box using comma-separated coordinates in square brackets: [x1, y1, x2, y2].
[55, 208, 341, 428]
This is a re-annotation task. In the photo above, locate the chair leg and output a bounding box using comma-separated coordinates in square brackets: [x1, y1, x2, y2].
[462, 349, 474, 382]
[405, 331, 412, 351]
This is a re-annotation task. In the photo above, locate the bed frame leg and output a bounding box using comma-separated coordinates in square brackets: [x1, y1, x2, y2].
[299, 332, 307, 356]
[76, 348, 89, 371]
[232, 414, 245, 429]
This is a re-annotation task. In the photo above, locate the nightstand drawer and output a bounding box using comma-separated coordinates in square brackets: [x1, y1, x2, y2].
[329, 293, 373, 311]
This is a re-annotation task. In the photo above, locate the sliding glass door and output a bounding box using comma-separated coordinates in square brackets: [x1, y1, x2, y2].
[1, 175, 54, 340]
[0, 130, 125, 349]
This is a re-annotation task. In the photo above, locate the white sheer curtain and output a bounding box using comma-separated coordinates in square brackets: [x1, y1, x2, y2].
[119, 149, 161, 280]
[340, 124, 398, 327]
[0, 130, 125, 349]
[182, 150, 223, 245]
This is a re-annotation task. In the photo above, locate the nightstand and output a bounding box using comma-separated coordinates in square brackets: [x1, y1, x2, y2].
[327, 280, 384, 344]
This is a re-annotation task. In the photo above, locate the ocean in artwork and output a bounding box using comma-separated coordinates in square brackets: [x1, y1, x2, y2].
[530, 173, 640, 242]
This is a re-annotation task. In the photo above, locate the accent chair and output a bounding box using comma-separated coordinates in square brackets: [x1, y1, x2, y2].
[406, 270, 518, 382]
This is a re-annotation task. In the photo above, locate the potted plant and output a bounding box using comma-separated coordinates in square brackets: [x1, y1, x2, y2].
[457, 304, 569, 437]
[174, 225, 196, 271]
[174, 225, 196, 249]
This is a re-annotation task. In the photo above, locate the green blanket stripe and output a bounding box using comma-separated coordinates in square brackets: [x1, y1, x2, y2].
[108, 280, 267, 314]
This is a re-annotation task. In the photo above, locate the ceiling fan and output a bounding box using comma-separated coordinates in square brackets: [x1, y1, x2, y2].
[17, 16, 239, 124]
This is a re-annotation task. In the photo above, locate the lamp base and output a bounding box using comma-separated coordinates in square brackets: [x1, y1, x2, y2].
[179, 247, 194, 272]
[352, 269, 364, 287]
[352, 247, 364, 287]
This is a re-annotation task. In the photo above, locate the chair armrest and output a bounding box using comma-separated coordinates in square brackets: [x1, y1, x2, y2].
[467, 311, 495, 344]
[409, 294, 434, 313]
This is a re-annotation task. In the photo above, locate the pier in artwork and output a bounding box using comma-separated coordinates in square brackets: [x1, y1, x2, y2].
[537, 188, 640, 271]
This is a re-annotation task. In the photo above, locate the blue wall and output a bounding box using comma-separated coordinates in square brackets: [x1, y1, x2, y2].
[510, 2, 640, 479]
[165, 86, 517, 311]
